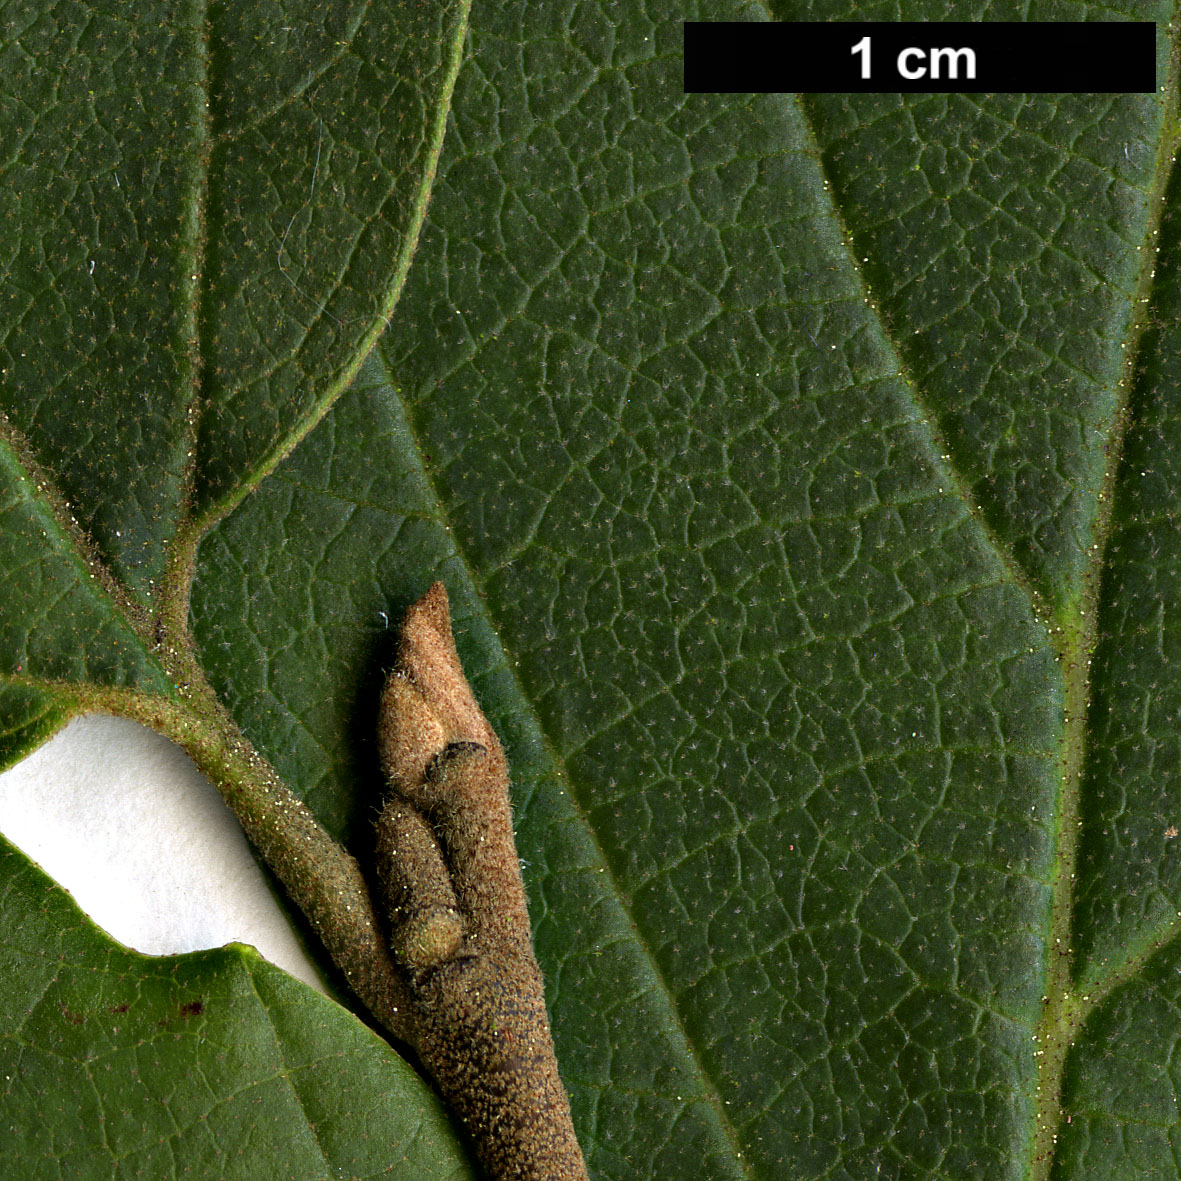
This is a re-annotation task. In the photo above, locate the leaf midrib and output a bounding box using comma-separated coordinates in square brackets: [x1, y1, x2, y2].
[1021, 40, 1181, 1181]
[3, 4, 476, 686]
[161, 0, 213, 646]
[795, 38, 1181, 1181]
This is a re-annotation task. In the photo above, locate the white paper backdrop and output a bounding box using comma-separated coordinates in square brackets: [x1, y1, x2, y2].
[0, 714, 325, 993]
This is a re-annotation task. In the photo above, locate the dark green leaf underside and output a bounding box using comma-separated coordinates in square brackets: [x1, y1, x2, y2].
[0, 427, 169, 693]
[1073, 141, 1181, 984]
[3, 0, 1181, 1178]
[797, 59, 1170, 608]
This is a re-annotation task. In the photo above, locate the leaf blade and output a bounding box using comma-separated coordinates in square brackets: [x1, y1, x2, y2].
[0, 834, 475, 1179]
[5, 0, 1181, 1176]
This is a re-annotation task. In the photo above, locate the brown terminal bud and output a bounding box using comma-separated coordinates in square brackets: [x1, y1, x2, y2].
[377, 583, 502, 796]
[374, 584, 587, 1181]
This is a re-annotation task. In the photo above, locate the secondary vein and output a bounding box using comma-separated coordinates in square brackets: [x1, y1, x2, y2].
[1029, 29, 1181, 1178]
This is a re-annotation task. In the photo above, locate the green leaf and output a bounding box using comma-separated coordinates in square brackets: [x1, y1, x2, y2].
[3, 0, 1181, 1179]
[0, 834, 474, 1180]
